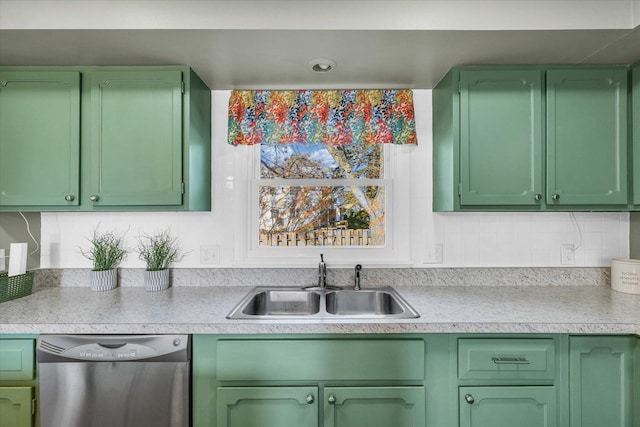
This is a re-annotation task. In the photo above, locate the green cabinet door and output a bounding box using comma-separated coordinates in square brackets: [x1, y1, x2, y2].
[569, 336, 635, 427]
[217, 387, 318, 427]
[546, 69, 628, 206]
[0, 71, 80, 207]
[459, 386, 557, 427]
[459, 70, 543, 206]
[88, 70, 183, 206]
[0, 387, 33, 427]
[323, 386, 425, 427]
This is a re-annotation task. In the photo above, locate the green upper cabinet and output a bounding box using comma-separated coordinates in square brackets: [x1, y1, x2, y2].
[87, 70, 183, 206]
[433, 65, 630, 211]
[632, 63, 640, 207]
[0, 66, 211, 211]
[459, 70, 543, 206]
[546, 69, 628, 207]
[0, 71, 80, 208]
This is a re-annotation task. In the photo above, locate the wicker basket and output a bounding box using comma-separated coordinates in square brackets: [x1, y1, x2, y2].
[0, 271, 34, 303]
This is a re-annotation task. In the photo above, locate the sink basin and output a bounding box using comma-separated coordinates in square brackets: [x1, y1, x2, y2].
[325, 290, 405, 315]
[227, 286, 419, 319]
[240, 290, 321, 316]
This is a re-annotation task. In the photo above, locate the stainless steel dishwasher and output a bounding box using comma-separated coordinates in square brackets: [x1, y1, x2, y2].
[36, 334, 190, 427]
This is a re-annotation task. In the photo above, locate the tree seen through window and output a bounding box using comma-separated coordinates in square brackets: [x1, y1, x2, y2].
[259, 141, 385, 247]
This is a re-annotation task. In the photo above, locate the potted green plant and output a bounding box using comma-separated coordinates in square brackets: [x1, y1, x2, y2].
[80, 229, 127, 291]
[137, 229, 181, 292]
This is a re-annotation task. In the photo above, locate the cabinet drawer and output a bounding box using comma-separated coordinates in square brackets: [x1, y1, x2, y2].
[217, 339, 425, 381]
[458, 338, 555, 381]
[0, 339, 35, 381]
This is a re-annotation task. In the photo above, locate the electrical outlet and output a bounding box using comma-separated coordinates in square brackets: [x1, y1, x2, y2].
[0, 249, 5, 271]
[425, 243, 444, 264]
[561, 244, 575, 265]
[200, 245, 220, 265]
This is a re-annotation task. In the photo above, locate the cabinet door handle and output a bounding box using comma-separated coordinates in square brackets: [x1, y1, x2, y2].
[64, 194, 75, 202]
[534, 194, 542, 201]
[491, 356, 530, 364]
[306, 394, 314, 404]
[465, 394, 475, 404]
[89, 195, 100, 202]
[328, 394, 336, 404]
[552, 193, 560, 201]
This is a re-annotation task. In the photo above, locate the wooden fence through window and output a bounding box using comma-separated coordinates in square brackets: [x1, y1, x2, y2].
[260, 228, 372, 246]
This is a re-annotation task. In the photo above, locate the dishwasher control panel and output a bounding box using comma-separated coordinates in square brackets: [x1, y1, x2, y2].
[36, 335, 190, 363]
[68, 343, 154, 361]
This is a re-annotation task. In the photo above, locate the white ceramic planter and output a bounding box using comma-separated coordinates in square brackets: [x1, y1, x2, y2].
[90, 269, 117, 291]
[145, 269, 170, 292]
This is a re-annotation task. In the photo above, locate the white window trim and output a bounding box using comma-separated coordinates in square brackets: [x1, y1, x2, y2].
[231, 144, 413, 267]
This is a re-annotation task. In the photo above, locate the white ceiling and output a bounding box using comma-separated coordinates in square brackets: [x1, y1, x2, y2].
[1, 0, 639, 89]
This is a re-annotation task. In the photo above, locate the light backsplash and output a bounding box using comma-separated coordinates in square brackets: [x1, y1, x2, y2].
[34, 267, 610, 289]
[38, 90, 629, 270]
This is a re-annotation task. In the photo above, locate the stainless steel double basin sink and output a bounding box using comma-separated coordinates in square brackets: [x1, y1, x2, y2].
[227, 286, 420, 320]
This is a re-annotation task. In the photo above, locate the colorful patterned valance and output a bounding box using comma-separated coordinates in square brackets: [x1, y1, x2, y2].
[227, 89, 417, 146]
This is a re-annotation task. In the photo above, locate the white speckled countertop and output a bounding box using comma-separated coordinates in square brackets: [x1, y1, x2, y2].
[1, 284, 638, 335]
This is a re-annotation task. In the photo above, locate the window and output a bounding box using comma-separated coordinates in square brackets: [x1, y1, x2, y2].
[258, 141, 385, 247]
[227, 89, 416, 266]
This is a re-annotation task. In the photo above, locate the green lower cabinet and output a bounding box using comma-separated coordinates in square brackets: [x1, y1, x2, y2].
[0, 339, 36, 381]
[569, 336, 636, 427]
[195, 334, 639, 427]
[0, 386, 33, 427]
[217, 387, 318, 427]
[215, 385, 425, 427]
[459, 386, 557, 427]
[324, 386, 425, 427]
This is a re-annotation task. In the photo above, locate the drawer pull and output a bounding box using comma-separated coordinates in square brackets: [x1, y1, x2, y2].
[491, 356, 530, 364]
[465, 394, 475, 404]
[328, 394, 336, 404]
[306, 394, 314, 404]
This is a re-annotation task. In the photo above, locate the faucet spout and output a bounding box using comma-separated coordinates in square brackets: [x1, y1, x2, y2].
[354, 264, 362, 290]
[318, 254, 327, 288]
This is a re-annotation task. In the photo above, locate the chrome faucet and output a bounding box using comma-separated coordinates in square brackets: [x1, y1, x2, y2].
[354, 264, 362, 290]
[318, 254, 327, 288]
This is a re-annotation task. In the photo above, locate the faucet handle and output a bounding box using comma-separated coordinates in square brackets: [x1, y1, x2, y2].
[318, 254, 327, 288]
[354, 264, 362, 290]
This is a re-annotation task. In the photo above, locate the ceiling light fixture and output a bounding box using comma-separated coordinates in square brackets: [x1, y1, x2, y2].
[308, 59, 336, 73]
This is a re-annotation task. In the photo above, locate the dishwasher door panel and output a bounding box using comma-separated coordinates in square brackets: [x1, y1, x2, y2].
[39, 361, 189, 427]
